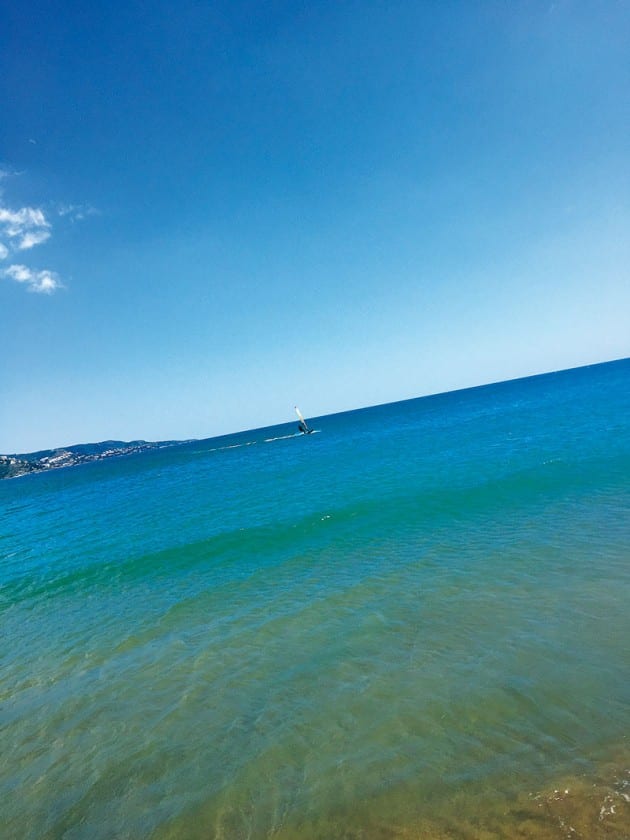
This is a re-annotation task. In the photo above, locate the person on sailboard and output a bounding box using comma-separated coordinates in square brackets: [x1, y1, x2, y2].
[295, 406, 312, 434]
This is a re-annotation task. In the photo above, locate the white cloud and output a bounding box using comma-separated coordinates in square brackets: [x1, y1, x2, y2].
[1, 263, 62, 294]
[0, 205, 51, 250]
[18, 229, 51, 249]
[0, 168, 95, 295]
[0, 193, 58, 291]
[0, 206, 47, 226]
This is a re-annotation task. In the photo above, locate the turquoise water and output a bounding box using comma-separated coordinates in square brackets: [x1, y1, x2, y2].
[1, 360, 629, 839]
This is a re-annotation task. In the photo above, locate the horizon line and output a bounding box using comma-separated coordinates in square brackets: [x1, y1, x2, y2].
[4, 355, 628, 457]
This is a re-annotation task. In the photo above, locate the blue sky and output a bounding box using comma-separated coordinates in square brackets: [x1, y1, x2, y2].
[1, 1, 629, 452]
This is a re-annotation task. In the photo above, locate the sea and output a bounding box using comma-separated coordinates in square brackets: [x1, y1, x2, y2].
[1, 359, 629, 840]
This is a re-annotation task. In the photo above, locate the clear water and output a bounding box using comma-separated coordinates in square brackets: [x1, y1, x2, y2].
[1, 359, 629, 839]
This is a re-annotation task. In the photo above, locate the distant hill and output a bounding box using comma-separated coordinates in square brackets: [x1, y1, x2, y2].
[0, 439, 187, 479]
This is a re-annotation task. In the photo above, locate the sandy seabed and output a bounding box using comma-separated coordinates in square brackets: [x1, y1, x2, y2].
[275, 765, 629, 839]
[155, 747, 629, 840]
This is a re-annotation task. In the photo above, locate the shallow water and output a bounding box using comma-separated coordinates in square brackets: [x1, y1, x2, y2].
[1, 359, 629, 839]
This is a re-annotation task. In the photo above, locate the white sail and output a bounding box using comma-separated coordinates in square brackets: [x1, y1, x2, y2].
[295, 406, 306, 424]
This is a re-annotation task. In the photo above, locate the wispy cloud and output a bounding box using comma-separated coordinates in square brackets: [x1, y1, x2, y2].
[0, 201, 57, 293]
[1, 263, 62, 294]
[0, 206, 52, 250]
[57, 203, 99, 222]
[19, 229, 52, 249]
[0, 167, 22, 190]
[0, 167, 95, 295]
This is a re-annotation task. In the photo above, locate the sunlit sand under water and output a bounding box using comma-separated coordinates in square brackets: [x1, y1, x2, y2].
[1, 360, 629, 839]
[157, 751, 630, 839]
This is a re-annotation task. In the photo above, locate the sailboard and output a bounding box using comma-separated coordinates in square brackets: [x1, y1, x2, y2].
[295, 406, 313, 434]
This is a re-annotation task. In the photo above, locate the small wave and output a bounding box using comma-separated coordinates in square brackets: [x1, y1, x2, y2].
[264, 430, 321, 442]
[205, 441, 258, 453]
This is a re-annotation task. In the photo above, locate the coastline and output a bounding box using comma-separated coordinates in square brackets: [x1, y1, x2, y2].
[0, 439, 191, 480]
